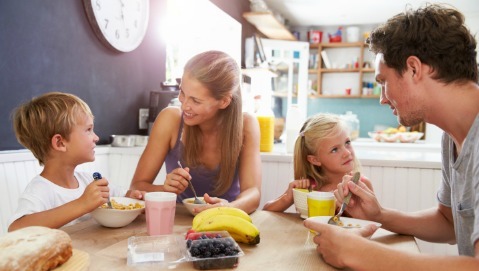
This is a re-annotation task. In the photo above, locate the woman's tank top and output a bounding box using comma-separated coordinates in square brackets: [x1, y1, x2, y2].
[165, 117, 240, 202]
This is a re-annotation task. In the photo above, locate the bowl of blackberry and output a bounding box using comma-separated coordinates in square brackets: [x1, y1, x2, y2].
[185, 231, 244, 270]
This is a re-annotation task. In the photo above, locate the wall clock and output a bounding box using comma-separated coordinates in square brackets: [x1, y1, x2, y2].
[83, 0, 150, 52]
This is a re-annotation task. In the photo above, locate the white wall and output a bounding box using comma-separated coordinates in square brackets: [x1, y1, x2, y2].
[465, 16, 479, 63]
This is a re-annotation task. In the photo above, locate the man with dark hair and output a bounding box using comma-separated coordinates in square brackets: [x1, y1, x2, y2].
[305, 4, 479, 270]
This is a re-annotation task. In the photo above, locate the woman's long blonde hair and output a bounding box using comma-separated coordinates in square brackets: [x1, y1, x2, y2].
[182, 51, 243, 195]
[293, 113, 360, 189]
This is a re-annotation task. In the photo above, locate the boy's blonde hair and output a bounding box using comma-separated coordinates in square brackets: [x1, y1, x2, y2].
[12, 92, 94, 166]
[293, 113, 360, 189]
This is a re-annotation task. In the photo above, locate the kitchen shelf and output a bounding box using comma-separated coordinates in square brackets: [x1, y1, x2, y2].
[311, 94, 380, 99]
[309, 42, 377, 98]
[243, 12, 297, 41]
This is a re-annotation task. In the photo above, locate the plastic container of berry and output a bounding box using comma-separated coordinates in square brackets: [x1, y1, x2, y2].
[186, 231, 244, 270]
[127, 231, 244, 270]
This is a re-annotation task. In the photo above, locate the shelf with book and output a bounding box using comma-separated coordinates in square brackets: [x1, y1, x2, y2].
[308, 42, 378, 98]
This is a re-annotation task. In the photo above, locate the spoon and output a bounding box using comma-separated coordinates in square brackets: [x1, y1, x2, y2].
[328, 172, 361, 226]
[177, 161, 205, 204]
[93, 172, 113, 209]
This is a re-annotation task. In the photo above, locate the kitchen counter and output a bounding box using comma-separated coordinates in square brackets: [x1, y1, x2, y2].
[262, 138, 441, 169]
[62, 205, 419, 270]
[91, 136, 441, 170]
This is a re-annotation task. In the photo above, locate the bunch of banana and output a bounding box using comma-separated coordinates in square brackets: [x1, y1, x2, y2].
[192, 207, 260, 245]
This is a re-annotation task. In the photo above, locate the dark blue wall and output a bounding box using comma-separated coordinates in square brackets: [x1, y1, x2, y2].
[0, 0, 168, 150]
[0, 0, 253, 151]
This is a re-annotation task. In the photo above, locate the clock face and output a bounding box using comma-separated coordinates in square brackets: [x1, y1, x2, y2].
[83, 0, 150, 52]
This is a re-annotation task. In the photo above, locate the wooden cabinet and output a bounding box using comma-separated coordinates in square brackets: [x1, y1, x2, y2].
[309, 42, 378, 98]
[243, 12, 297, 41]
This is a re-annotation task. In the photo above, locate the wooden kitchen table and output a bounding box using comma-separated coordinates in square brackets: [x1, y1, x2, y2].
[62, 205, 419, 270]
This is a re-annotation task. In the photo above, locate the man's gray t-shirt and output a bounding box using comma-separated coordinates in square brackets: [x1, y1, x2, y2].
[438, 113, 479, 256]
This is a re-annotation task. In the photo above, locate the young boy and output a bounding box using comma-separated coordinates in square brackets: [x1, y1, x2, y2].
[8, 92, 143, 231]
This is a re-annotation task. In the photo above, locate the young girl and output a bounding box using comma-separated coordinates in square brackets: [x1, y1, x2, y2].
[263, 113, 372, 212]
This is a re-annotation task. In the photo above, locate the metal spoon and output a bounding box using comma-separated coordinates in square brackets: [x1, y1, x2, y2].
[177, 161, 205, 204]
[93, 172, 113, 208]
[328, 172, 361, 226]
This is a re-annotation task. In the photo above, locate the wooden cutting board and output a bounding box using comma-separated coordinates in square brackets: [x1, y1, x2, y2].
[55, 249, 90, 271]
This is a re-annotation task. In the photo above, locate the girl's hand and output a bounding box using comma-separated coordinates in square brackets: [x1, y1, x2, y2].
[164, 166, 190, 194]
[285, 178, 311, 200]
[289, 178, 311, 190]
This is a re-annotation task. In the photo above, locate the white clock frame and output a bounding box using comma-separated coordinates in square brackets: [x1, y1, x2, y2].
[83, 0, 150, 52]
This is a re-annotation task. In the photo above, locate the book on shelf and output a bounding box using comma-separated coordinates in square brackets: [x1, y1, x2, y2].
[320, 50, 331, 69]
[309, 53, 318, 69]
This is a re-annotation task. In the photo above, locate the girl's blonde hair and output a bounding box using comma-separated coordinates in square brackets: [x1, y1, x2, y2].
[293, 113, 360, 189]
[182, 51, 243, 195]
[12, 92, 93, 166]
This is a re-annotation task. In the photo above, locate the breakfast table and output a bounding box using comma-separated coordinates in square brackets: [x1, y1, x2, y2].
[61, 205, 420, 270]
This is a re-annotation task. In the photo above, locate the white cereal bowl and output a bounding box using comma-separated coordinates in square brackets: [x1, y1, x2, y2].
[368, 131, 400, 143]
[182, 197, 228, 216]
[91, 197, 145, 228]
[292, 188, 309, 219]
[398, 132, 424, 143]
[308, 216, 381, 229]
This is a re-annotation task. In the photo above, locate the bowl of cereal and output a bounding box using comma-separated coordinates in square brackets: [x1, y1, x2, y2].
[182, 197, 228, 216]
[91, 197, 145, 228]
[307, 216, 382, 238]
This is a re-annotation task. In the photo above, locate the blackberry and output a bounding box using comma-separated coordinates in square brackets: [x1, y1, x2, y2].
[208, 243, 215, 251]
[217, 243, 225, 252]
[190, 247, 200, 257]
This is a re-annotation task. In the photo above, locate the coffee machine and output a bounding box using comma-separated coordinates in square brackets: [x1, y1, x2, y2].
[148, 80, 180, 133]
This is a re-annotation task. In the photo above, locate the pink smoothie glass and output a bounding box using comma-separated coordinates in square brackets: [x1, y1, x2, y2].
[145, 192, 177, 235]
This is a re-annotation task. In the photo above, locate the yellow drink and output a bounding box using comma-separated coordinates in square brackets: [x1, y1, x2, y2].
[257, 115, 275, 152]
[307, 192, 335, 217]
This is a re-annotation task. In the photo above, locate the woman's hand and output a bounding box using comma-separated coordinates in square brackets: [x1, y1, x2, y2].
[164, 166, 191, 194]
[190, 193, 229, 214]
[125, 189, 145, 200]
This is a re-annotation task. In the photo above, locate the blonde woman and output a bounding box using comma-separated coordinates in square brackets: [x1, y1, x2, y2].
[263, 113, 371, 212]
[130, 51, 261, 214]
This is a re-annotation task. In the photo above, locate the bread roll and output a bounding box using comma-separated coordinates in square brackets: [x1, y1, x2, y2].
[0, 226, 72, 271]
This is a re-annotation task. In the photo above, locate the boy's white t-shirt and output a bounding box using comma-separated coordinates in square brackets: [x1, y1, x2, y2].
[8, 171, 126, 228]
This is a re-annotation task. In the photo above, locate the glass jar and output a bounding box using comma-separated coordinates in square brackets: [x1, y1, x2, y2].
[340, 111, 360, 140]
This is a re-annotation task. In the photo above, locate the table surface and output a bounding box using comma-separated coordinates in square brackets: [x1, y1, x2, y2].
[62, 205, 420, 270]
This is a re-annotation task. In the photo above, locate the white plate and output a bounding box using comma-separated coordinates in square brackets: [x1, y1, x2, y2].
[308, 216, 381, 229]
